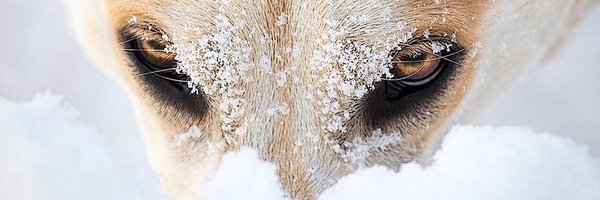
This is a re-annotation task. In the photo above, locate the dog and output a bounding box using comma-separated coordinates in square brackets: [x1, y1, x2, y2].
[64, 0, 597, 199]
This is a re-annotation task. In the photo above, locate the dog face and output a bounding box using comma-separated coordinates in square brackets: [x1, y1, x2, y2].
[65, 0, 595, 198]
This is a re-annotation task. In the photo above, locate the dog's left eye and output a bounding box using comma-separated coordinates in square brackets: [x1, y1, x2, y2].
[390, 52, 443, 86]
[364, 38, 464, 129]
[384, 40, 459, 99]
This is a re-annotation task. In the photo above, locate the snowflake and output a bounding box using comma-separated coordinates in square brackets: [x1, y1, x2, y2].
[309, 19, 413, 134]
[166, 12, 253, 143]
[275, 12, 287, 27]
[469, 41, 484, 58]
[174, 126, 202, 147]
[342, 129, 402, 167]
[128, 15, 138, 24]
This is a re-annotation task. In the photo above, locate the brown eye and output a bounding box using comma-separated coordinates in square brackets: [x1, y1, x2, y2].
[384, 39, 461, 100]
[121, 27, 208, 119]
[123, 31, 189, 90]
[136, 39, 176, 69]
[391, 52, 443, 86]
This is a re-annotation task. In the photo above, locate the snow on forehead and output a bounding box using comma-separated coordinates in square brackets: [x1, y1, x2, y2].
[163, 2, 425, 137]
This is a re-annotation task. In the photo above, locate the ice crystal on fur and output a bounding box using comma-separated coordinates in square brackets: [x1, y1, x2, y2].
[431, 42, 445, 53]
[275, 12, 287, 27]
[469, 41, 483, 58]
[174, 126, 202, 147]
[166, 13, 252, 141]
[275, 71, 288, 87]
[423, 29, 431, 39]
[128, 15, 137, 24]
[265, 103, 290, 117]
[259, 55, 272, 74]
[309, 19, 413, 134]
[342, 129, 402, 167]
[430, 41, 453, 54]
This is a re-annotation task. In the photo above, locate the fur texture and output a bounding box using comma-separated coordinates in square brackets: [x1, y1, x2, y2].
[64, 0, 598, 199]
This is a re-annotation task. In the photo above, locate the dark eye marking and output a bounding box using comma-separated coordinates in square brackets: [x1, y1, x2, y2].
[121, 27, 190, 90]
[119, 24, 209, 118]
[363, 37, 465, 129]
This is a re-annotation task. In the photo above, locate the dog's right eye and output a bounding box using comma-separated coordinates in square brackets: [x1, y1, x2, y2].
[120, 26, 209, 119]
[135, 38, 176, 70]
[125, 36, 191, 90]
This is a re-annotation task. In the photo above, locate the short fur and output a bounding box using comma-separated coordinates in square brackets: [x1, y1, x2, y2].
[64, 0, 598, 199]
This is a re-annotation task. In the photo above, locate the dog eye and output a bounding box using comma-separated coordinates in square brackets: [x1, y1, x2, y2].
[121, 27, 209, 120]
[124, 34, 192, 90]
[391, 53, 442, 86]
[364, 38, 463, 128]
[384, 40, 458, 99]
[135, 39, 176, 70]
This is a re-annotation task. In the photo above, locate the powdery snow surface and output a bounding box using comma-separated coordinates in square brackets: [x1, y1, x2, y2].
[203, 148, 285, 200]
[321, 126, 600, 200]
[0, 93, 165, 200]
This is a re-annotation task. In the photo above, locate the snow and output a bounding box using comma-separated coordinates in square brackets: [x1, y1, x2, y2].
[265, 103, 291, 117]
[321, 126, 600, 200]
[174, 126, 203, 147]
[469, 41, 483, 57]
[203, 148, 285, 200]
[167, 11, 253, 140]
[275, 12, 287, 27]
[341, 129, 402, 166]
[0, 93, 165, 200]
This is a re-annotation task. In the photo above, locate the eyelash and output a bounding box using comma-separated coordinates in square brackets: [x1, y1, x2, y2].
[120, 22, 466, 130]
[363, 38, 464, 128]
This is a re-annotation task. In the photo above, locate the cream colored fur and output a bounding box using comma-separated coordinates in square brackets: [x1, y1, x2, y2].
[64, 0, 598, 199]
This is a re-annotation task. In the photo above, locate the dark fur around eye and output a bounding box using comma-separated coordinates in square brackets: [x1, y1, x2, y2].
[363, 39, 465, 129]
[118, 26, 209, 119]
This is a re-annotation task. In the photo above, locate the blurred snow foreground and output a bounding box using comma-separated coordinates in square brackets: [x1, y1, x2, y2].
[0, 93, 163, 200]
[1, 93, 599, 200]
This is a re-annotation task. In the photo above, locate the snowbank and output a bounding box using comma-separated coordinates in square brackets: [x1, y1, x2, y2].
[321, 126, 600, 200]
[204, 149, 285, 200]
[1, 94, 599, 200]
[0, 93, 165, 200]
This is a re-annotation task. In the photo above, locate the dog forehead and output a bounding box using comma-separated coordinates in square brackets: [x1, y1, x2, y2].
[111, 0, 489, 79]
[109, 0, 488, 38]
